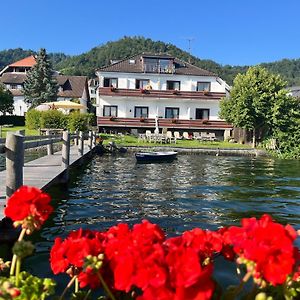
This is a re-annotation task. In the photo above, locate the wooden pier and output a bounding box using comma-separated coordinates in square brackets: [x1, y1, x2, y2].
[0, 130, 97, 220]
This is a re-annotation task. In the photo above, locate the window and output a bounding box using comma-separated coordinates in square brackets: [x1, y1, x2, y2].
[134, 106, 149, 118]
[10, 84, 18, 89]
[103, 105, 118, 117]
[167, 81, 180, 90]
[165, 107, 179, 119]
[135, 79, 150, 89]
[195, 108, 210, 119]
[197, 82, 210, 91]
[103, 78, 118, 88]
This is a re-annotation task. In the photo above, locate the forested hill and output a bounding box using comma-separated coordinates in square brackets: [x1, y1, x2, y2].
[2, 37, 300, 86]
[0, 48, 69, 71]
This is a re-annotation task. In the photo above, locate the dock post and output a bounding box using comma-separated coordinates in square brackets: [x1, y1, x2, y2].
[46, 130, 54, 155]
[62, 131, 70, 181]
[88, 131, 93, 150]
[74, 130, 79, 146]
[92, 131, 97, 147]
[5, 132, 24, 198]
[78, 131, 84, 156]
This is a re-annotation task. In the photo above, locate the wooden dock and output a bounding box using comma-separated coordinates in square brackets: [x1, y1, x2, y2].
[0, 131, 97, 220]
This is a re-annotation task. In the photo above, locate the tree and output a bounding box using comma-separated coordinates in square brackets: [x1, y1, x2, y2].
[23, 48, 58, 107]
[0, 83, 14, 115]
[220, 66, 290, 147]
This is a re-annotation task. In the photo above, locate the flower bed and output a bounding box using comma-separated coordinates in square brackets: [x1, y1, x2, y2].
[1, 186, 300, 299]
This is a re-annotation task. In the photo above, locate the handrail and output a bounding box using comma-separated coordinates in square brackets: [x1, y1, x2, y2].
[24, 137, 62, 150]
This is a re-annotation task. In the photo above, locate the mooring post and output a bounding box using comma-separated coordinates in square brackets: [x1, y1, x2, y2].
[46, 130, 54, 155]
[5, 132, 24, 198]
[92, 131, 97, 148]
[74, 130, 79, 146]
[88, 131, 93, 150]
[78, 131, 84, 156]
[62, 131, 70, 181]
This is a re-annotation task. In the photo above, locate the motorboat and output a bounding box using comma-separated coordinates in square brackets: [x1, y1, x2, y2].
[135, 151, 177, 162]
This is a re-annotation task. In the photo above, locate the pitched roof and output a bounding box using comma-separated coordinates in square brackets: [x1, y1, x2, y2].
[9, 55, 36, 67]
[0, 73, 27, 84]
[55, 75, 89, 99]
[97, 53, 216, 77]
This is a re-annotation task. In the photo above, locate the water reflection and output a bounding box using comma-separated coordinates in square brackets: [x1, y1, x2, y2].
[25, 154, 300, 280]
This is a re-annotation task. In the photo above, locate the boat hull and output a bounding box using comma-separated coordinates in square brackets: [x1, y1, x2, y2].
[135, 151, 177, 162]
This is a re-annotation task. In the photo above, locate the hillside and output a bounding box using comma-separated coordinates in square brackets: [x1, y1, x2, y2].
[0, 48, 69, 71]
[1, 37, 300, 86]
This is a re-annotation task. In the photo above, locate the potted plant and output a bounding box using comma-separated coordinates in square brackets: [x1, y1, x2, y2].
[172, 118, 179, 124]
[173, 89, 180, 95]
[202, 119, 209, 124]
[139, 117, 145, 122]
[110, 86, 116, 92]
[203, 90, 210, 95]
[109, 116, 117, 121]
[140, 88, 148, 94]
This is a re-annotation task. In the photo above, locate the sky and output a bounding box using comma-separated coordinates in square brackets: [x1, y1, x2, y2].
[1, 0, 300, 66]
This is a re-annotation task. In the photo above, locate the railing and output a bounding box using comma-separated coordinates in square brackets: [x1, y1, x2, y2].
[0, 130, 98, 198]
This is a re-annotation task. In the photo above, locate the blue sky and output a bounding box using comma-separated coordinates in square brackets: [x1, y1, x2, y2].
[1, 0, 299, 66]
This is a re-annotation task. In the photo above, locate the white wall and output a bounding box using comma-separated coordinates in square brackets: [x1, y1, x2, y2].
[13, 96, 28, 116]
[96, 72, 227, 93]
[97, 96, 221, 120]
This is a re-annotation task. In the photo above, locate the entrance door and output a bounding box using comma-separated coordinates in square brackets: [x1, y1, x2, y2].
[195, 108, 209, 119]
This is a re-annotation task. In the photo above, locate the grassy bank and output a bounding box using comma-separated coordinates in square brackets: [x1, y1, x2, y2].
[0, 126, 39, 138]
[100, 134, 252, 149]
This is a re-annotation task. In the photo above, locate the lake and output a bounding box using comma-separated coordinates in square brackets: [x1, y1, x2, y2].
[24, 153, 300, 290]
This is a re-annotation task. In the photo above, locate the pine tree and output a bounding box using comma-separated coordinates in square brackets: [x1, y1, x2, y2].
[23, 48, 58, 107]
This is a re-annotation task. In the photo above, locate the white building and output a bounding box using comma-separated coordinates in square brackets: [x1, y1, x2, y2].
[0, 56, 90, 115]
[95, 53, 232, 138]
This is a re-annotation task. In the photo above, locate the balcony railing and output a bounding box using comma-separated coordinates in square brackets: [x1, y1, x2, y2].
[143, 63, 175, 74]
[97, 117, 233, 130]
[99, 88, 226, 100]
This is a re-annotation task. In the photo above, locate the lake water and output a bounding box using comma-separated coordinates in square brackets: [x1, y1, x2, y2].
[25, 153, 300, 291]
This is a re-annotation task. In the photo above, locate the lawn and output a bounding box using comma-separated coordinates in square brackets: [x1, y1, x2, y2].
[100, 134, 252, 149]
[0, 126, 39, 138]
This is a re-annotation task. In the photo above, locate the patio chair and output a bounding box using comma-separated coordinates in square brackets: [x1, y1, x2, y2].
[161, 127, 168, 135]
[174, 131, 182, 140]
[200, 132, 209, 141]
[183, 132, 191, 139]
[166, 131, 176, 143]
[193, 132, 201, 140]
[145, 130, 153, 142]
[208, 132, 217, 141]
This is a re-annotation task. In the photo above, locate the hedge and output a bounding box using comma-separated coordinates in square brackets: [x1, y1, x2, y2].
[0, 116, 25, 126]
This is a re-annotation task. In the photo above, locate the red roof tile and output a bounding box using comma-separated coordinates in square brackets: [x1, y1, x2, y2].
[9, 56, 36, 67]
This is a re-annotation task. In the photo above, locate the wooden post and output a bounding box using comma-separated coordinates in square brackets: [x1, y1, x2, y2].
[62, 131, 70, 181]
[78, 131, 84, 156]
[88, 131, 93, 150]
[46, 130, 54, 155]
[92, 131, 97, 147]
[5, 132, 24, 198]
[74, 130, 79, 146]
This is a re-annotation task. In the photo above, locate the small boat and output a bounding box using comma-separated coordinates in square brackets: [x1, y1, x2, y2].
[135, 151, 177, 162]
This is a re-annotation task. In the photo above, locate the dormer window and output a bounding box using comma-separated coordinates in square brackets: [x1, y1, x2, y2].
[167, 81, 180, 91]
[142, 57, 175, 74]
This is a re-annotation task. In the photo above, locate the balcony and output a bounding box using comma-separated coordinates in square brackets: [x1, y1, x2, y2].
[97, 117, 233, 130]
[99, 87, 226, 100]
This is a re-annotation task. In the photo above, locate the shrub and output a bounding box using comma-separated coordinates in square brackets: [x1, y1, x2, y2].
[25, 109, 42, 129]
[40, 110, 68, 129]
[68, 112, 91, 132]
[0, 115, 25, 126]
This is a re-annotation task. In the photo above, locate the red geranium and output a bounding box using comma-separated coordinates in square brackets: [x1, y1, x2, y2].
[224, 214, 298, 285]
[4, 186, 53, 229]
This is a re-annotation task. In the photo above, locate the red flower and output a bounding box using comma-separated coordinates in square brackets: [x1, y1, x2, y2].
[224, 214, 298, 285]
[4, 186, 53, 228]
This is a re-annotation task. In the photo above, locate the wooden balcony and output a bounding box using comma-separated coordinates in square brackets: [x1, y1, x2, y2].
[99, 87, 225, 100]
[97, 117, 233, 130]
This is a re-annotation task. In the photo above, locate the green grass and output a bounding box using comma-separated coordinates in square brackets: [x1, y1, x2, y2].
[100, 134, 252, 149]
[0, 126, 39, 138]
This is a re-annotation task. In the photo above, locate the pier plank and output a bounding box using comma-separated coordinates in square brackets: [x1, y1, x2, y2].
[0, 144, 92, 219]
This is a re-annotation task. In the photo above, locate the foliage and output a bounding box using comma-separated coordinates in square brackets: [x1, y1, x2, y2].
[23, 48, 58, 107]
[0, 116, 25, 126]
[0, 84, 14, 115]
[40, 110, 68, 129]
[2, 185, 300, 299]
[67, 112, 92, 132]
[25, 109, 42, 129]
[220, 66, 293, 146]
